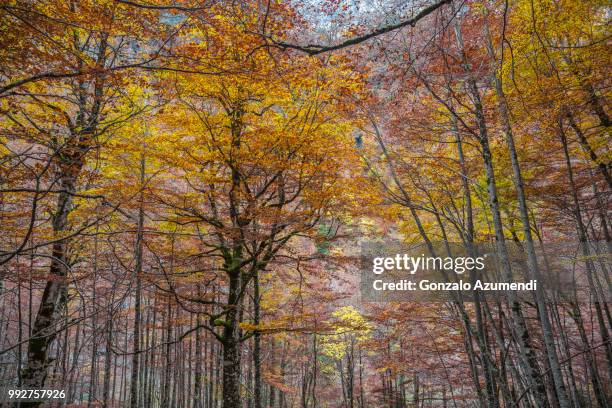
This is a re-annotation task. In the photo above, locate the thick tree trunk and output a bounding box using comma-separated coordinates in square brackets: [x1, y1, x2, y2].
[221, 333, 241, 408]
[87, 236, 99, 407]
[570, 302, 609, 408]
[222, 270, 242, 408]
[20, 172, 77, 404]
[19, 27, 106, 400]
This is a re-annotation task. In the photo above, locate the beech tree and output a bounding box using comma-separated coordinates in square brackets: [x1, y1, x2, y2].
[0, 0, 609, 407]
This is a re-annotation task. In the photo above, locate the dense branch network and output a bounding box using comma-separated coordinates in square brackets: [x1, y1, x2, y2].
[270, 0, 453, 55]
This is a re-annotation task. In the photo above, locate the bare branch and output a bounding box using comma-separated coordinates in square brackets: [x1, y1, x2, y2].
[270, 0, 452, 55]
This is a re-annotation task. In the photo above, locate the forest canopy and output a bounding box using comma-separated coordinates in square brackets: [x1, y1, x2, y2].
[0, 0, 610, 407]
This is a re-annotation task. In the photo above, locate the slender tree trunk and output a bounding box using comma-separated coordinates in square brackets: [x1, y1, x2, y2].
[67, 319, 82, 403]
[88, 233, 99, 407]
[558, 119, 612, 388]
[566, 112, 612, 189]
[450, 12, 550, 407]
[484, 25, 570, 408]
[130, 149, 146, 408]
[584, 82, 610, 127]
[312, 336, 318, 408]
[146, 297, 157, 408]
[269, 339, 276, 408]
[102, 309, 113, 408]
[412, 373, 419, 408]
[195, 313, 203, 408]
[253, 270, 262, 408]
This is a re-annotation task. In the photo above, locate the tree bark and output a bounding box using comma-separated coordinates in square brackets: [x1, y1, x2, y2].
[484, 24, 570, 408]
[129, 148, 146, 408]
[221, 268, 242, 408]
[20, 171, 77, 400]
[566, 112, 612, 189]
[253, 270, 262, 408]
[450, 12, 551, 407]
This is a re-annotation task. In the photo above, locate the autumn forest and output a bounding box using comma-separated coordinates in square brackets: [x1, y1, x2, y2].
[0, 0, 610, 407]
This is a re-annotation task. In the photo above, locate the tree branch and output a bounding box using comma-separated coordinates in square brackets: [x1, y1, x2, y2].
[271, 0, 452, 55]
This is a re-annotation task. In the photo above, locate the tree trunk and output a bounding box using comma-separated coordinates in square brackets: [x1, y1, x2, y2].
[253, 270, 262, 408]
[451, 12, 550, 407]
[102, 309, 113, 408]
[130, 149, 146, 408]
[195, 313, 203, 408]
[484, 24, 570, 408]
[20, 172, 77, 403]
[222, 269, 242, 408]
[566, 112, 612, 189]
